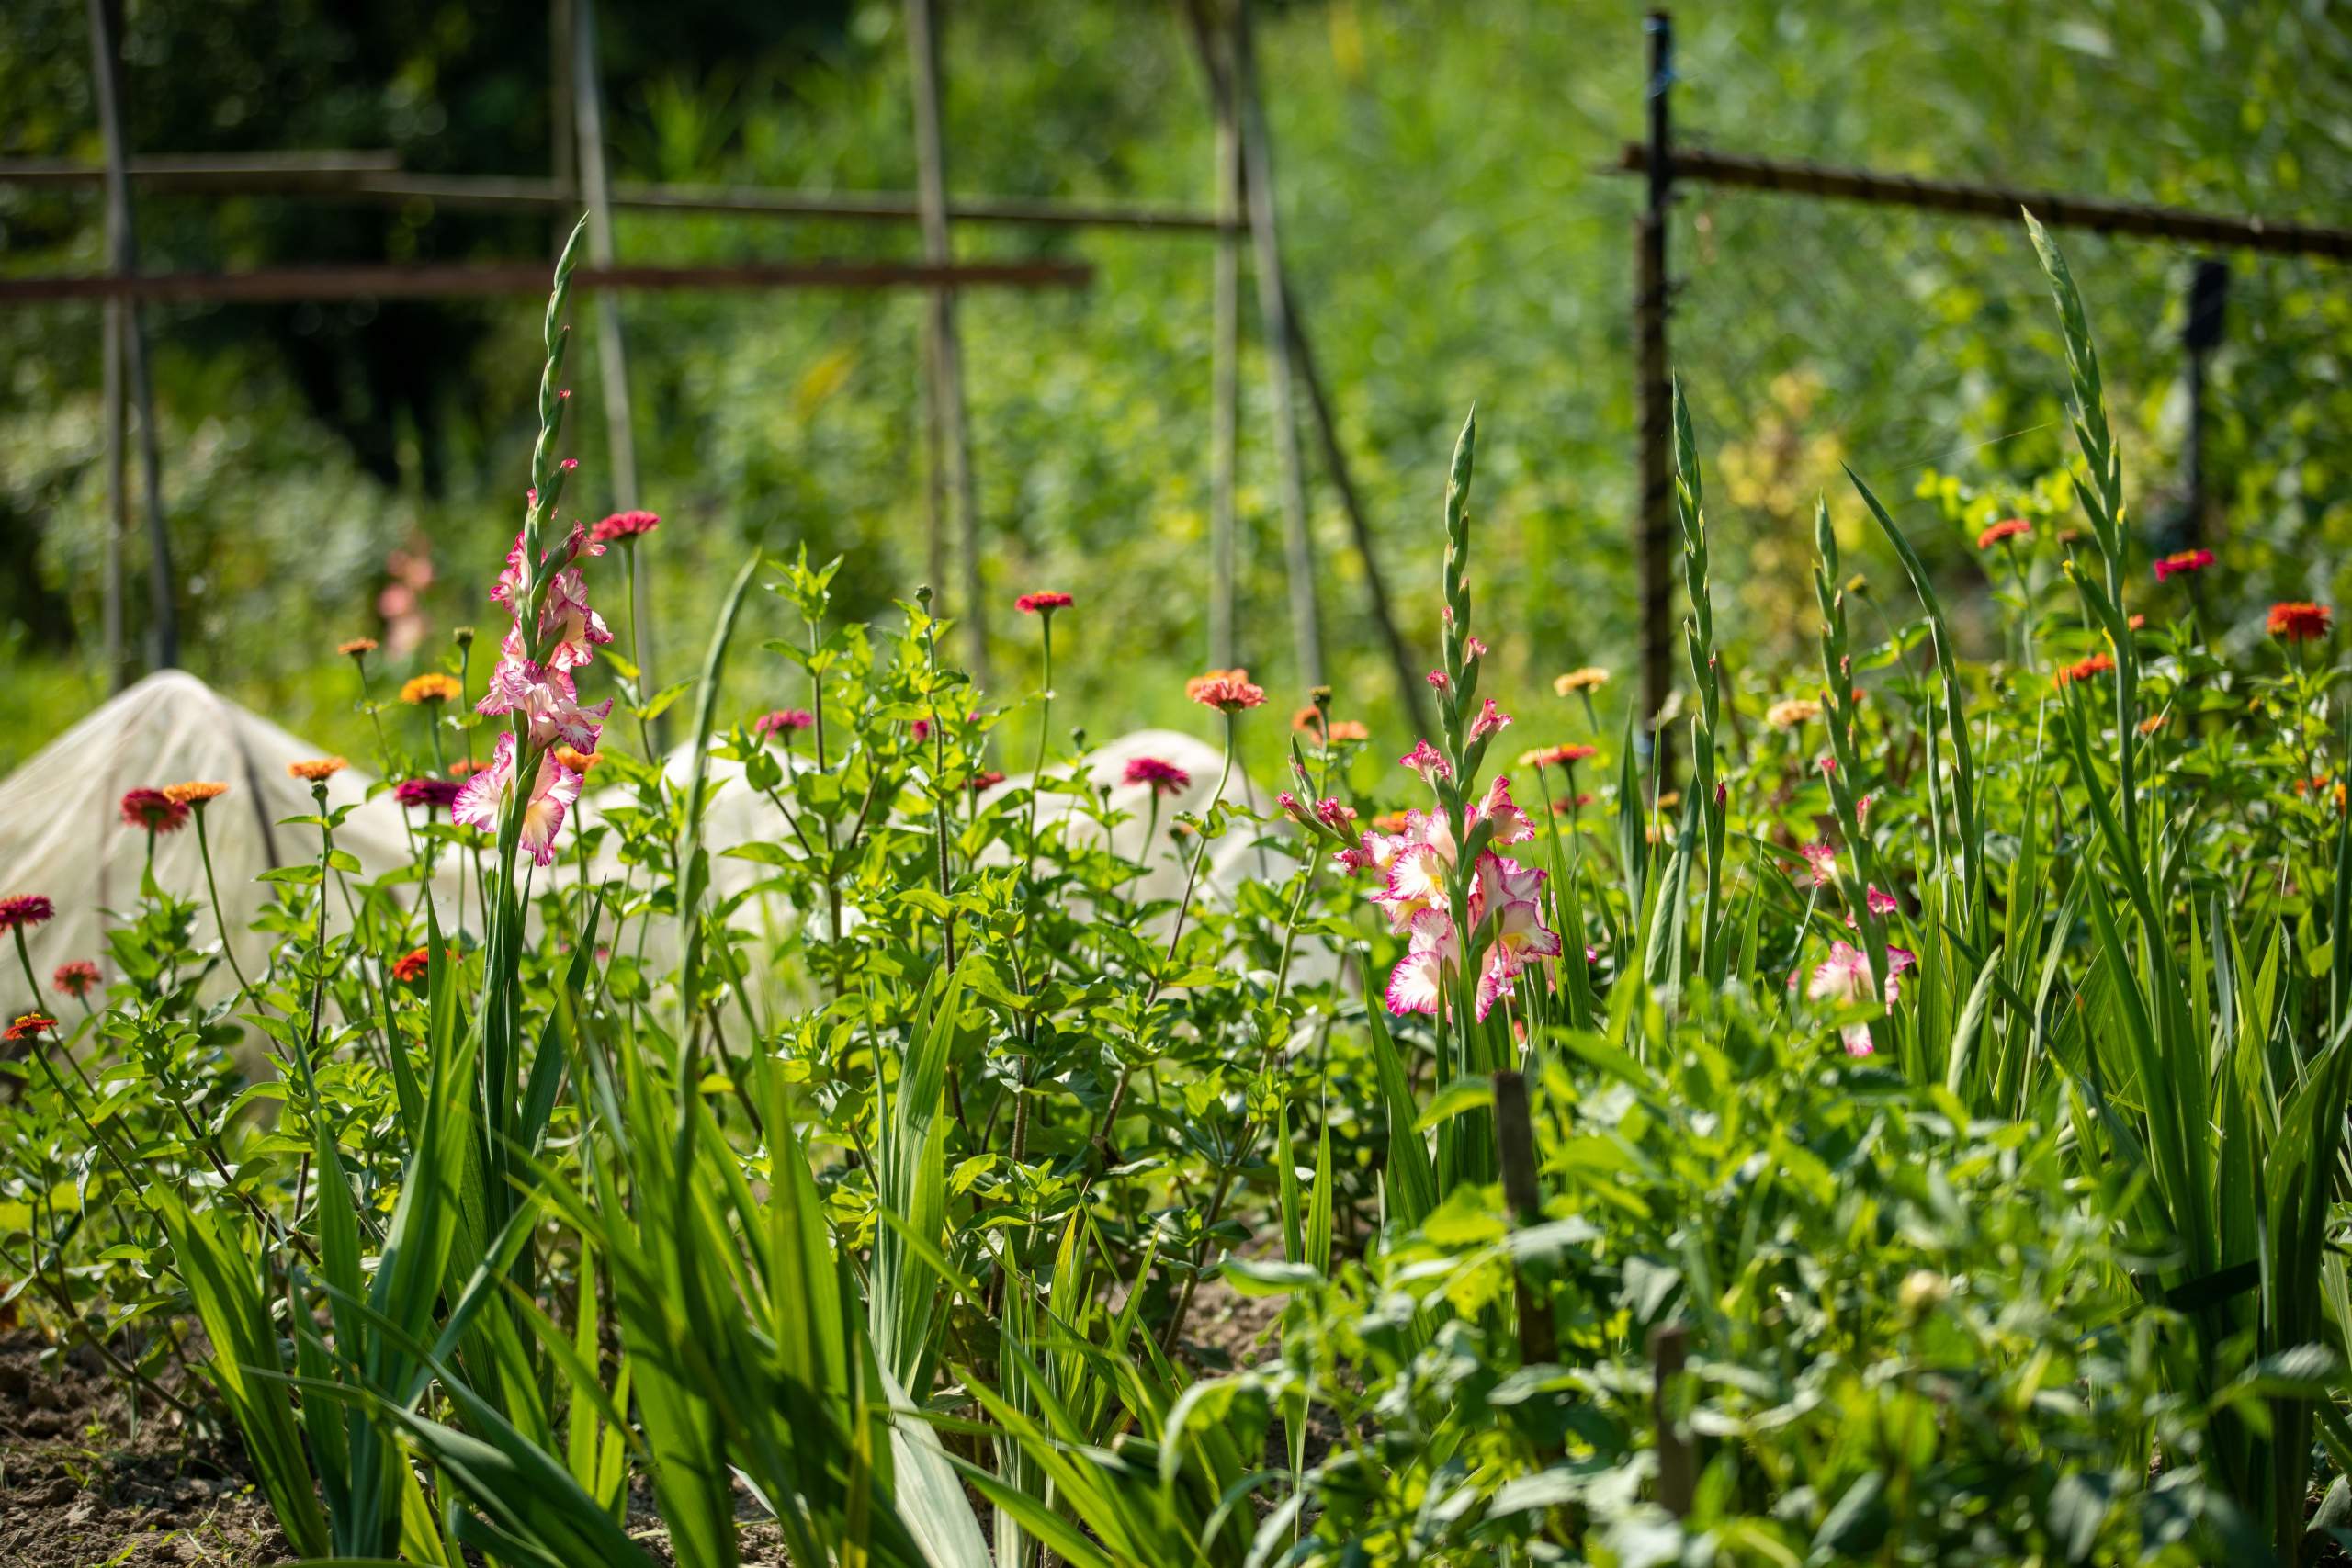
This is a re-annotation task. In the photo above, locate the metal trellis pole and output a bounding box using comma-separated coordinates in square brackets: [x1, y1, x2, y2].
[571, 0, 659, 732]
[1634, 9, 1674, 784]
[907, 0, 991, 691]
[1230, 0, 1325, 689]
[88, 0, 177, 680]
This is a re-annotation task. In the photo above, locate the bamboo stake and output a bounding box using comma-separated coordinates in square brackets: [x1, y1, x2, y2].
[1649, 1321, 1695, 1515]
[88, 0, 177, 673]
[1228, 0, 1324, 688]
[906, 0, 991, 692]
[571, 0, 658, 735]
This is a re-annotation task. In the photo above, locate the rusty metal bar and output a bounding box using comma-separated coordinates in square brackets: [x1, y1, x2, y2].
[1610, 142, 2352, 262]
[0, 152, 400, 187]
[0, 258, 1093, 305]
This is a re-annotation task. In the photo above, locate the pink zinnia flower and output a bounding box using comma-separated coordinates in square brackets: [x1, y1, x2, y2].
[755, 709, 816, 737]
[1186, 668, 1267, 713]
[1015, 591, 1073, 615]
[910, 718, 933, 743]
[119, 789, 190, 834]
[590, 510, 660, 545]
[1799, 942, 1917, 1055]
[2154, 547, 2212, 581]
[1124, 756, 1191, 795]
[0, 895, 55, 931]
[1468, 699, 1511, 742]
[394, 776, 466, 812]
[52, 960, 100, 998]
[1399, 739, 1453, 784]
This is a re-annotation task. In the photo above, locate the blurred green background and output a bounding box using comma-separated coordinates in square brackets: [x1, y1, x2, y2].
[4, 0, 2349, 773]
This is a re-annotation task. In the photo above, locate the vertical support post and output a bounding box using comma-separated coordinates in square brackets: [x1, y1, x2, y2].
[2178, 257, 2228, 552]
[88, 0, 176, 675]
[1204, 6, 1242, 670]
[1283, 296, 1430, 738]
[1229, 0, 1325, 688]
[1634, 9, 1675, 784]
[571, 0, 659, 736]
[100, 257, 128, 692]
[906, 0, 991, 691]
[1648, 1321, 1695, 1515]
[1491, 1070, 1557, 1367]
[551, 0, 580, 244]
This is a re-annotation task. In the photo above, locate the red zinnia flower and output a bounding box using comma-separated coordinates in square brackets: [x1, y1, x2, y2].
[2154, 547, 2213, 582]
[51, 961, 100, 998]
[5, 1012, 55, 1044]
[1015, 591, 1074, 615]
[0, 895, 55, 931]
[119, 788, 190, 833]
[1185, 668, 1266, 713]
[755, 709, 816, 737]
[2056, 652, 2116, 687]
[1975, 518, 2031, 550]
[967, 771, 1007, 792]
[590, 510, 661, 545]
[2268, 602, 2333, 643]
[391, 947, 437, 984]
[1520, 744, 1598, 771]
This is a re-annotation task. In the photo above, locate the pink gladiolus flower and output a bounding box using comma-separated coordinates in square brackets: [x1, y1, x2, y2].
[478, 660, 611, 755]
[1427, 670, 1450, 692]
[1400, 739, 1453, 784]
[1800, 941, 1917, 1055]
[1384, 908, 1458, 1016]
[1468, 699, 1511, 741]
[452, 734, 582, 867]
[1471, 774, 1535, 846]
[1464, 636, 1487, 660]
[1798, 844, 1838, 886]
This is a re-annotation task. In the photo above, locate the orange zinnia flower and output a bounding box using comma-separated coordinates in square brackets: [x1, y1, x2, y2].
[337, 637, 379, 658]
[401, 672, 463, 705]
[1975, 518, 2030, 549]
[288, 758, 347, 783]
[2056, 652, 2115, 688]
[164, 780, 228, 806]
[2268, 602, 2333, 643]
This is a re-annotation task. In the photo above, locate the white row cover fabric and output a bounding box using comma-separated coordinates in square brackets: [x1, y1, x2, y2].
[0, 671, 458, 999]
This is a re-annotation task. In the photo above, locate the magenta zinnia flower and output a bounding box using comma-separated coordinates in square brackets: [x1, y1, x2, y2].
[0, 895, 55, 931]
[755, 709, 816, 738]
[1016, 591, 1073, 615]
[395, 776, 466, 812]
[1124, 756, 1191, 795]
[119, 789, 190, 834]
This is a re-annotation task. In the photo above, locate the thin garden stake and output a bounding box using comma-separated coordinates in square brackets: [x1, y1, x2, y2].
[1492, 1070, 1556, 1366]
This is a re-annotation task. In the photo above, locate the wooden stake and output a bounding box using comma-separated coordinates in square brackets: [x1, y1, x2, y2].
[1491, 1070, 1556, 1365]
[906, 0, 991, 692]
[1648, 1321, 1695, 1516]
[88, 0, 176, 674]
[571, 0, 658, 737]
[1228, 0, 1324, 689]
